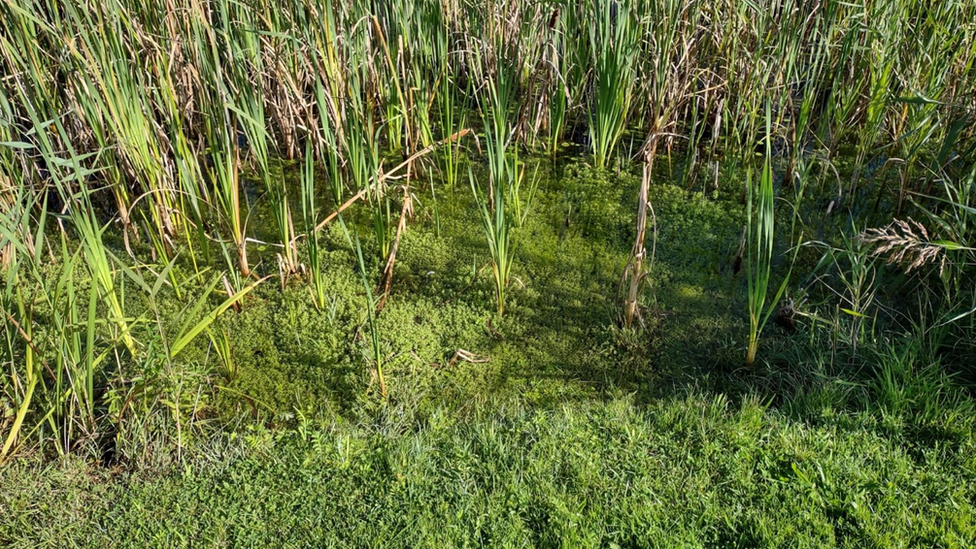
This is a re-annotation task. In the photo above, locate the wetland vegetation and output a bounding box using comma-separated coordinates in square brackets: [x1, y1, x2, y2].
[2, 0, 976, 545]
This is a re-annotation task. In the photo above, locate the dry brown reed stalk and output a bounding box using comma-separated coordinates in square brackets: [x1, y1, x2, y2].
[860, 218, 947, 276]
[304, 128, 471, 237]
[621, 135, 659, 327]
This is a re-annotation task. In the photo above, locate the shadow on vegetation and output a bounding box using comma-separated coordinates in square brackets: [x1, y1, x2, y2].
[206, 160, 974, 460]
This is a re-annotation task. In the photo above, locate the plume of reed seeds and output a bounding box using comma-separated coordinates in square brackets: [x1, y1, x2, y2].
[860, 218, 946, 276]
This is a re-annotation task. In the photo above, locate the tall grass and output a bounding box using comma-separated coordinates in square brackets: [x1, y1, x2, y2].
[0, 147, 255, 462]
[587, 0, 640, 169]
[3, 0, 974, 251]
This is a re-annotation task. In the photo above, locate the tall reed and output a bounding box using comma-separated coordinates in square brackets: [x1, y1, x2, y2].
[587, 0, 640, 169]
[470, 46, 530, 317]
[745, 108, 793, 367]
[301, 143, 329, 310]
[338, 218, 387, 398]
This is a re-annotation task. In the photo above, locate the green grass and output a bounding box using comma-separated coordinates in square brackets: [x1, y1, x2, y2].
[2, 395, 975, 548]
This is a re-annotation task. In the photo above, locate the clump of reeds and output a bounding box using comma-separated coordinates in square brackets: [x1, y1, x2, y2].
[587, 0, 640, 169]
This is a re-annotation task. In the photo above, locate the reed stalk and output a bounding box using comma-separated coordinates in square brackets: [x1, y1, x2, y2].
[301, 143, 329, 310]
[745, 107, 793, 367]
[338, 217, 387, 398]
